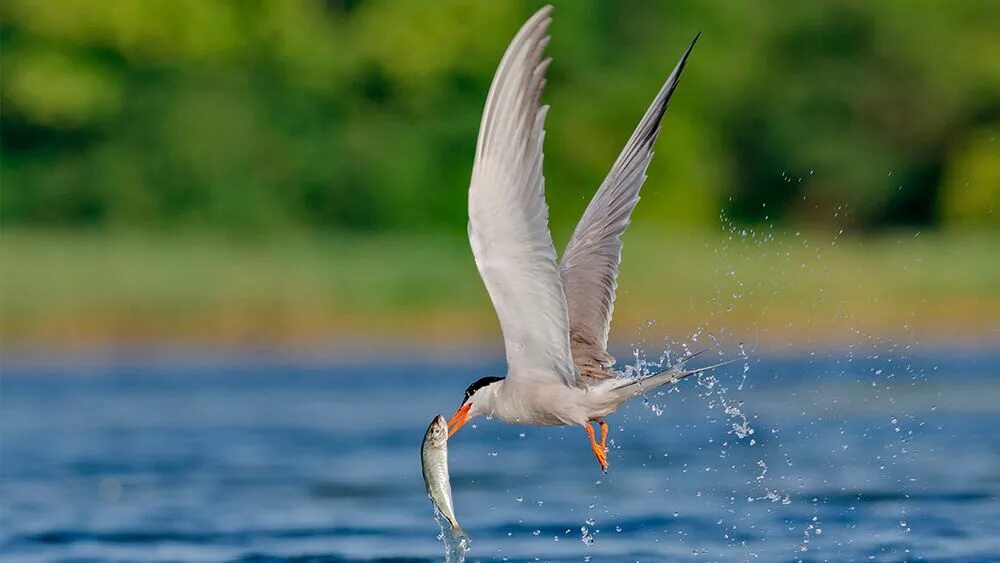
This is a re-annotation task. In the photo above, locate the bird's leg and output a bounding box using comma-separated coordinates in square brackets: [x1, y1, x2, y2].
[599, 419, 608, 450]
[586, 422, 608, 473]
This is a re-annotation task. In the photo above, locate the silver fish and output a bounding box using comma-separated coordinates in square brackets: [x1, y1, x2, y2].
[421, 414, 462, 532]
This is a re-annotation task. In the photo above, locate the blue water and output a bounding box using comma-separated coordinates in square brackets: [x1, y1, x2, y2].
[2, 349, 998, 562]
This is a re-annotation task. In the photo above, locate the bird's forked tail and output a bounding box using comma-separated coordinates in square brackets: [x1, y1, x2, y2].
[610, 355, 740, 401]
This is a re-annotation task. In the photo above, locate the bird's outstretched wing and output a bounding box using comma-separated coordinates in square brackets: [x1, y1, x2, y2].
[559, 35, 698, 379]
[468, 5, 577, 388]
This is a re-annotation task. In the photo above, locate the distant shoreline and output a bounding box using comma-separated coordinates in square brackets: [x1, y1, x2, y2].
[4, 312, 996, 367]
[3, 228, 997, 359]
[4, 336, 998, 373]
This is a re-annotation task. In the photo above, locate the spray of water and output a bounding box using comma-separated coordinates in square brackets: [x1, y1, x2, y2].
[433, 510, 470, 562]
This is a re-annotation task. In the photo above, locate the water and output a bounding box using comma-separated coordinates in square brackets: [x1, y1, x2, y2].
[2, 349, 998, 561]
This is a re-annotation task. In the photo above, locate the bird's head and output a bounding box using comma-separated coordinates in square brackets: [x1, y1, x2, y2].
[448, 376, 504, 437]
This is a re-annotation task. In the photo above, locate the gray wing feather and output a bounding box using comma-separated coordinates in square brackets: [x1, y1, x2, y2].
[469, 5, 578, 387]
[559, 35, 698, 379]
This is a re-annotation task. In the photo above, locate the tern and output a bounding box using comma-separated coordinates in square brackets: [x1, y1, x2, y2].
[447, 5, 726, 472]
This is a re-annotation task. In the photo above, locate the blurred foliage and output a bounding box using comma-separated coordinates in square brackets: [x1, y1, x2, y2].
[2, 0, 998, 234]
[941, 127, 1000, 228]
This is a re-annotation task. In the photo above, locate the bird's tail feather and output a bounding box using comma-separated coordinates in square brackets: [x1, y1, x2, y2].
[611, 357, 740, 399]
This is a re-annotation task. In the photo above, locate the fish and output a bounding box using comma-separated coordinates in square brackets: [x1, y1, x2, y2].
[421, 414, 462, 532]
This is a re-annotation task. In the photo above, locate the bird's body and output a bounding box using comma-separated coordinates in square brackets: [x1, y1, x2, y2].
[469, 360, 716, 428]
[446, 5, 726, 472]
[480, 378, 617, 427]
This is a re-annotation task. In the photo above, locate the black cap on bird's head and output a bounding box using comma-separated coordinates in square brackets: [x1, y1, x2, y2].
[461, 376, 504, 407]
[448, 376, 504, 437]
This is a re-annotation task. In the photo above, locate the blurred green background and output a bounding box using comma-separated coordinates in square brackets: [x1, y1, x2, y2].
[1, 0, 998, 351]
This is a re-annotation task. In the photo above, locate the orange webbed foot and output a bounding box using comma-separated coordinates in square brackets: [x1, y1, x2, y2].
[586, 422, 609, 473]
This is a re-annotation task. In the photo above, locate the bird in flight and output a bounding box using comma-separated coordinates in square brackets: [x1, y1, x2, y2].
[447, 5, 726, 472]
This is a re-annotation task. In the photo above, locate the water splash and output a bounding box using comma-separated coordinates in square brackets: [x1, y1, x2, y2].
[750, 461, 790, 504]
[696, 370, 754, 444]
[691, 361, 795, 509]
[580, 524, 595, 546]
[798, 515, 822, 554]
[627, 334, 795, 541]
[433, 510, 471, 562]
[616, 208, 933, 556]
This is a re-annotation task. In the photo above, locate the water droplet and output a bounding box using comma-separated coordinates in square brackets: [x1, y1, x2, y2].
[580, 526, 595, 546]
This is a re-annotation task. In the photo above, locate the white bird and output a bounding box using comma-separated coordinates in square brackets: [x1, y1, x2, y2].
[447, 5, 726, 472]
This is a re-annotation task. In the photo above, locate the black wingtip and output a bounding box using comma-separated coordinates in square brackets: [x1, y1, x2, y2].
[630, 31, 701, 151]
[667, 32, 699, 93]
[675, 33, 699, 67]
[681, 32, 700, 62]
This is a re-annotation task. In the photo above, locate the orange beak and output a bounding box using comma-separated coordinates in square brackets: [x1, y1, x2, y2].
[447, 403, 471, 437]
